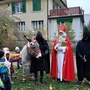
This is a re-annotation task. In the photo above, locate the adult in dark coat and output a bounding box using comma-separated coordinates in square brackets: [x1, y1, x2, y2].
[75, 28, 90, 86]
[30, 31, 50, 86]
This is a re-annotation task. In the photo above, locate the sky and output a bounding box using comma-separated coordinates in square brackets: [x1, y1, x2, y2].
[67, 0, 90, 14]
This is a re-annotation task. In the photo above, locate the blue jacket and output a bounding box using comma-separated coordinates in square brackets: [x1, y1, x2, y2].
[0, 60, 10, 87]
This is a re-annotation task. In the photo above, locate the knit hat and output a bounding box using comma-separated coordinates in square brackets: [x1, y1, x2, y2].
[3, 47, 9, 52]
[0, 50, 4, 58]
[15, 47, 20, 51]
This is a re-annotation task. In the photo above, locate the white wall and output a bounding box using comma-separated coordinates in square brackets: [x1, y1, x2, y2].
[50, 19, 54, 40]
[84, 14, 90, 25]
[48, 0, 53, 10]
[74, 17, 83, 41]
[80, 19, 83, 40]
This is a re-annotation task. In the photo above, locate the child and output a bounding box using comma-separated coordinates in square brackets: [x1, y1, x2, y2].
[5, 50, 21, 84]
[14, 47, 22, 69]
[0, 50, 11, 90]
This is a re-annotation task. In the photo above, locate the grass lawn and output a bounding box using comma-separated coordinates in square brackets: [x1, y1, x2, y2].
[11, 66, 90, 90]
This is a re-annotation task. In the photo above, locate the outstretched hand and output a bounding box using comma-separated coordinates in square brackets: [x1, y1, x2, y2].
[1, 85, 4, 88]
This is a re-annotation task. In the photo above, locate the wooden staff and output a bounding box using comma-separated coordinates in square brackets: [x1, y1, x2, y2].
[55, 22, 60, 83]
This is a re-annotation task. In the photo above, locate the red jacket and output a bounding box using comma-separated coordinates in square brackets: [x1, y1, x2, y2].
[9, 57, 21, 75]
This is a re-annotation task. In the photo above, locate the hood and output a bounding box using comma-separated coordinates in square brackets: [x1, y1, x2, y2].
[36, 31, 45, 44]
[4, 51, 10, 61]
[36, 31, 43, 40]
[82, 28, 90, 40]
[5, 51, 10, 55]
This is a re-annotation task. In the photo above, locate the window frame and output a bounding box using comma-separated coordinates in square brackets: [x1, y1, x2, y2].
[18, 22, 25, 32]
[15, 2, 23, 14]
[32, 21, 44, 31]
[53, 0, 58, 10]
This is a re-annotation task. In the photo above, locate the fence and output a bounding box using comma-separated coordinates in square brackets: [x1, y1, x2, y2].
[50, 7, 82, 16]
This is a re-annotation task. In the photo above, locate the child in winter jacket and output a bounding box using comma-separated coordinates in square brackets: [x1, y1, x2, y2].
[5, 51, 21, 84]
[14, 47, 22, 69]
[0, 50, 11, 90]
[3, 47, 21, 84]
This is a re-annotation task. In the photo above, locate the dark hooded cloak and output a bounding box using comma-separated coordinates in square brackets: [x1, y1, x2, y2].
[30, 31, 50, 74]
[76, 28, 90, 81]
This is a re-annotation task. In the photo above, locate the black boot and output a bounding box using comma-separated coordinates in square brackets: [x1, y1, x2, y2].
[17, 64, 20, 69]
[22, 80, 26, 83]
[35, 79, 39, 86]
[75, 81, 82, 86]
[40, 76, 45, 84]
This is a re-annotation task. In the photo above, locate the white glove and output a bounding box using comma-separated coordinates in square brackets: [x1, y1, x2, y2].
[54, 44, 66, 52]
[54, 44, 61, 51]
[4, 61, 11, 69]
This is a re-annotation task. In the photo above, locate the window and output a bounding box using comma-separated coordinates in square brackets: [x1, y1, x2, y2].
[53, 0, 58, 10]
[32, 21, 44, 31]
[12, 1, 26, 14]
[18, 22, 25, 31]
[33, 0, 41, 11]
[15, 2, 22, 13]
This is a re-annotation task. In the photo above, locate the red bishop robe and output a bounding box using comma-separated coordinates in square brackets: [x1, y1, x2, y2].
[51, 37, 75, 81]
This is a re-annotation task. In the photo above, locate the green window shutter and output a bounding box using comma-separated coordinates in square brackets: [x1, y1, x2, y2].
[33, 0, 36, 11]
[33, 0, 41, 11]
[53, 0, 55, 10]
[37, 0, 41, 10]
[12, 3, 15, 14]
[22, 1, 26, 13]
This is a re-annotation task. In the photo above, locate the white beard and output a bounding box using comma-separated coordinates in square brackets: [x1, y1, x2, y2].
[59, 36, 66, 42]
[58, 36, 66, 46]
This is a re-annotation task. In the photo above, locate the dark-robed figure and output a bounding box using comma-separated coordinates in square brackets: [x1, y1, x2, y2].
[75, 28, 90, 87]
[30, 31, 50, 86]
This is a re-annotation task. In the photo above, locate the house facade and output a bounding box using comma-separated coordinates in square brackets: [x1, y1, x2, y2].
[49, 7, 84, 41]
[0, 0, 84, 41]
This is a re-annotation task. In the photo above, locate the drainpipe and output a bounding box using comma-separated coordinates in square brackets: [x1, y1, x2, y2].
[47, 0, 48, 40]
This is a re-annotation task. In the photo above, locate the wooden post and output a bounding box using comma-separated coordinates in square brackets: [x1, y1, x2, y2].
[55, 22, 60, 83]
